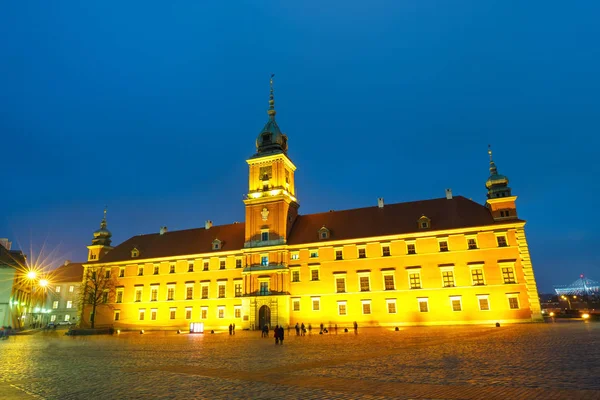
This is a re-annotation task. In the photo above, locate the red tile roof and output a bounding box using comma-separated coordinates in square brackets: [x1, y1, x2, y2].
[51, 262, 84, 283]
[93, 196, 521, 264]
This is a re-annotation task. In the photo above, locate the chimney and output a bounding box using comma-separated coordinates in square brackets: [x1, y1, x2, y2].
[0, 238, 11, 250]
[64, 260, 71, 266]
[205, 220, 213, 230]
[377, 198, 384, 208]
[160, 226, 168, 235]
[445, 188, 453, 200]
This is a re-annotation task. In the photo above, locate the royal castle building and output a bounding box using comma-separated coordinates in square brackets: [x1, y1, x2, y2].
[82, 79, 543, 330]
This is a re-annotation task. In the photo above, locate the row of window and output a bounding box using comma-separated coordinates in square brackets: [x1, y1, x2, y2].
[52, 300, 74, 309]
[112, 259, 245, 278]
[115, 305, 243, 322]
[115, 282, 244, 304]
[291, 294, 521, 315]
[291, 265, 517, 290]
[292, 235, 509, 261]
[50, 314, 74, 322]
[54, 285, 76, 293]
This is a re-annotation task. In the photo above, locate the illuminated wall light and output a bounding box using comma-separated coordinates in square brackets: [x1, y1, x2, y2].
[189, 322, 204, 333]
[116, 329, 121, 334]
[250, 192, 261, 199]
[270, 189, 282, 196]
[549, 312, 555, 317]
[582, 313, 590, 319]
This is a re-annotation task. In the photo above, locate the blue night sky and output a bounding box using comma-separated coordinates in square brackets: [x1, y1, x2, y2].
[1, 1, 598, 292]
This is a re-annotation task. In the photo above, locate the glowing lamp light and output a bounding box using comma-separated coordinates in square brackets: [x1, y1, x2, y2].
[116, 329, 121, 334]
[250, 192, 261, 199]
[39, 279, 49, 288]
[269, 189, 282, 196]
[27, 271, 37, 280]
[189, 322, 204, 334]
[34, 307, 40, 313]
[582, 313, 590, 320]
[549, 312, 555, 317]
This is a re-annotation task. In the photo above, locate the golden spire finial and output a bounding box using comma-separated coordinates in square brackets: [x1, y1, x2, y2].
[268, 73, 276, 119]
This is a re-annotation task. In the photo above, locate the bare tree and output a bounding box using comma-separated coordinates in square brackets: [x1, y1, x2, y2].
[80, 266, 117, 329]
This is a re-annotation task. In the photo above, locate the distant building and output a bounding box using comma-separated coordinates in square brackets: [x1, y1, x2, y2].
[554, 275, 599, 296]
[47, 261, 84, 325]
[0, 238, 30, 328]
[82, 79, 543, 330]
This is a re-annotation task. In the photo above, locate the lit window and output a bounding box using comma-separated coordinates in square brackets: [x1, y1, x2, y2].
[291, 253, 299, 260]
[220, 260, 226, 270]
[201, 307, 208, 319]
[382, 246, 390, 257]
[259, 281, 269, 295]
[439, 241, 448, 252]
[336, 277, 346, 293]
[502, 267, 516, 284]
[418, 298, 429, 312]
[135, 288, 142, 302]
[203, 261, 209, 271]
[260, 256, 268, 266]
[311, 269, 319, 281]
[292, 299, 300, 311]
[387, 299, 397, 314]
[69, 285, 74, 293]
[167, 286, 175, 301]
[64, 315, 70, 322]
[409, 272, 421, 289]
[170, 308, 176, 320]
[442, 271, 455, 287]
[139, 309, 145, 321]
[186, 286, 193, 300]
[234, 283, 242, 297]
[236, 259, 242, 268]
[114, 310, 120, 321]
[66, 301, 73, 309]
[218, 284, 226, 298]
[338, 301, 347, 316]
[471, 268, 485, 286]
[507, 295, 520, 310]
[218, 306, 225, 319]
[478, 296, 490, 311]
[185, 308, 192, 320]
[116, 290, 123, 304]
[451, 296, 462, 312]
[52, 301, 59, 309]
[335, 250, 343, 260]
[201, 285, 209, 299]
[151, 286, 158, 301]
[312, 297, 320, 311]
[56, 286, 61, 293]
[50, 315, 56, 322]
[292, 270, 300, 282]
[407, 243, 416, 255]
[151, 309, 157, 320]
[359, 276, 370, 292]
[234, 306, 241, 319]
[383, 274, 395, 290]
[467, 238, 478, 250]
[362, 301, 371, 315]
[358, 248, 366, 259]
[497, 236, 508, 247]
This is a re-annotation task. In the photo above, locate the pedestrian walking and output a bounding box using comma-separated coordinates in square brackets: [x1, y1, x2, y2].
[274, 325, 280, 344]
[308, 323, 312, 334]
[229, 324, 233, 335]
[295, 323, 300, 336]
[353, 321, 358, 334]
[301, 323, 305, 336]
[233, 323, 236, 334]
[279, 325, 285, 344]
[320, 322, 324, 334]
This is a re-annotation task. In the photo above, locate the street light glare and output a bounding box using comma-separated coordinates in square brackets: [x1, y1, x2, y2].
[27, 271, 37, 279]
[39, 279, 49, 287]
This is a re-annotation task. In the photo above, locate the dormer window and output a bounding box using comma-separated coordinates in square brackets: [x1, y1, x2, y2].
[418, 216, 430, 229]
[262, 133, 272, 144]
[500, 210, 511, 218]
[212, 239, 222, 250]
[318, 226, 330, 240]
[131, 248, 139, 258]
[261, 230, 269, 242]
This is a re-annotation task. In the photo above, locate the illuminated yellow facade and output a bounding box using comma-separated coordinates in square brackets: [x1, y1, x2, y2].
[82, 80, 542, 330]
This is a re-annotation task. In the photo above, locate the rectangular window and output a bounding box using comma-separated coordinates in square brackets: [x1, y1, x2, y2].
[478, 296, 490, 311]
[151, 309, 157, 320]
[312, 297, 320, 311]
[387, 299, 397, 314]
[502, 267, 516, 284]
[139, 309, 145, 321]
[52, 301, 59, 309]
[407, 243, 416, 255]
[104, 270, 110, 279]
[234, 306, 241, 319]
[259, 281, 269, 295]
[336, 277, 346, 293]
[439, 241, 449, 252]
[114, 310, 120, 321]
[218, 284, 226, 298]
[292, 298, 300, 311]
[235, 283, 242, 297]
[508, 295, 520, 310]
[409, 273, 421, 289]
[236, 259, 242, 269]
[66, 300, 73, 309]
[201, 307, 208, 319]
[116, 290, 123, 304]
[358, 248, 366, 259]
[64, 315, 70, 322]
[185, 308, 192, 320]
[382, 246, 391, 257]
[497, 236, 508, 247]
[138, 266, 144, 276]
[292, 270, 300, 282]
[218, 307, 225, 319]
[311, 269, 319, 281]
[119, 268, 125, 277]
[170, 264, 175, 274]
[335, 250, 343, 260]
[261, 231, 269, 241]
[218, 260, 225, 270]
[203, 261, 209, 271]
[384, 275, 395, 290]
[186, 286, 193, 300]
[154, 265, 159, 275]
[451, 297, 462, 312]
[151, 287, 158, 301]
[102, 291, 108, 303]
[418, 298, 429, 312]
[362, 301, 371, 315]
[260, 256, 268, 266]
[69, 285, 74, 293]
[50, 315, 56, 322]
[188, 263, 194, 272]
[167, 286, 175, 301]
[135, 288, 142, 302]
[442, 271, 455, 287]
[56, 286, 61, 293]
[291, 252, 299, 260]
[471, 268, 485, 286]
[468, 238, 478, 250]
[310, 250, 318, 258]
[170, 308, 176, 320]
[201, 285, 209, 299]
[360, 276, 370, 292]
[338, 301, 347, 316]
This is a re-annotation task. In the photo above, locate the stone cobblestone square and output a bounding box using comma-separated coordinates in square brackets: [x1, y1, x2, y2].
[1, 321, 599, 399]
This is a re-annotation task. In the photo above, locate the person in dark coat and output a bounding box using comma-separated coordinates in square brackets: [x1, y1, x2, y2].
[228, 324, 233, 335]
[295, 323, 300, 336]
[278, 325, 285, 344]
[274, 325, 280, 344]
[353, 321, 358, 334]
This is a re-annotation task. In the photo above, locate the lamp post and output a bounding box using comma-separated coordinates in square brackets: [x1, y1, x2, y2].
[561, 295, 572, 310]
[26, 271, 37, 328]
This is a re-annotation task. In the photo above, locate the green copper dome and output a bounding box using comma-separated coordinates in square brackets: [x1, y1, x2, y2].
[485, 147, 512, 199]
[255, 75, 288, 156]
[92, 209, 112, 246]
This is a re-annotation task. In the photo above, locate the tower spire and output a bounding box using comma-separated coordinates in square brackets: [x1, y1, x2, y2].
[100, 206, 107, 229]
[268, 73, 276, 119]
[488, 144, 498, 175]
[485, 145, 511, 199]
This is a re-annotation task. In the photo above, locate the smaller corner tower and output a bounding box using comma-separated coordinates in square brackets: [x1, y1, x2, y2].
[87, 208, 113, 261]
[485, 145, 518, 221]
[244, 75, 299, 248]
